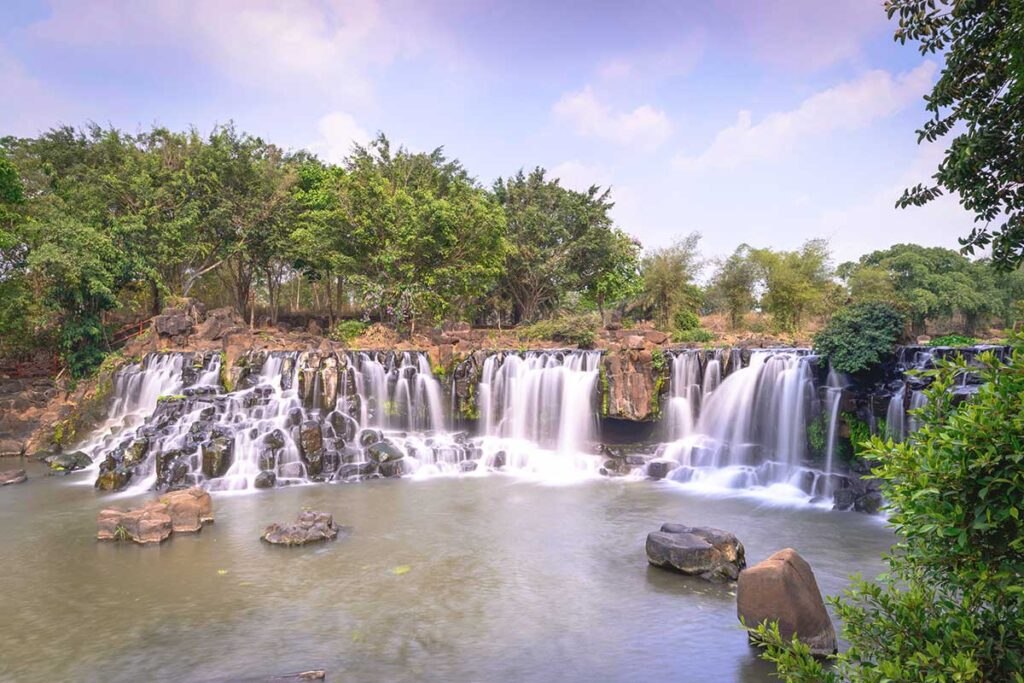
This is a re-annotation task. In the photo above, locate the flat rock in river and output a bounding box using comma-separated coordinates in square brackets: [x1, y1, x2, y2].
[646, 523, 746, 582]
[261, 510, 348, 546]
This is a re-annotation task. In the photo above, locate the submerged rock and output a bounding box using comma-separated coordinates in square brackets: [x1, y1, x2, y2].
[0, 469, 27, 486]
[366, 441, 403, 464]
[254, 470, 277, 489]
[646, 524, 746, 582]
[645, 459, 678, 480]
[46, 451, 91, 474]
[737, 548, 837, 656]
[97, 487, 213, 543]
[261, 511, 346, 546]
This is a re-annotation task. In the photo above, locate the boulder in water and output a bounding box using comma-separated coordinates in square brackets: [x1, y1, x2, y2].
[646, 524, 747, 582]
[646, 459, 678, 480]
[95, 466, 133, 491]
[335, 462, 377, 481]
[261, 510, 346, 546]
[0, 469, 27, 486]
[254, 470, 277, 489]
[46, 451, 91, 474]
[737, 548, 837, 656]
[97, 503, 173, 544]
[366, 441, 403, 464]
[264, 429, 286, 450]
[459, 460, 478, 473]
[202, 436, 234, 479]
[378, 458, 408, 478]
[359, 429, 384, 448]
[492, 450, 507, 469]
[298, 421, 323, 457]
[159, 487, 214, 533]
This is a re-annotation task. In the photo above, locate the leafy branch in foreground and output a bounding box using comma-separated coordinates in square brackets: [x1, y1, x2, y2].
[752, 339, 1024, 682]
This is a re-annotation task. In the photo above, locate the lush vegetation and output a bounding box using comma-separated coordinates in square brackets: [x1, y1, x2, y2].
[754, 341, 1024, 682]
[887, 0, 1024, 270]
[927, 334, 978, 348]
[813, 303, 906, 374]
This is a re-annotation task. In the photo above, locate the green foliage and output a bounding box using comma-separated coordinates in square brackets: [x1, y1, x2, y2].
[518, 313, 598, 348]
[887, 1, 1024, 269]
[706, 244, 758, 328]
[807, 414, 827, 454]
[814, 302, 905, 374]
[651, 349, 667, 373]
[329, 320, 367, 344]
[640, 233, 703, 329]
[751, 239, 836, 332]
[671, 327, 715, 344]
[672, 309, 700, 332]
[838, 244, 1002, 332]
[928, 334, 978, 347]
[755, 340, 1024, 682]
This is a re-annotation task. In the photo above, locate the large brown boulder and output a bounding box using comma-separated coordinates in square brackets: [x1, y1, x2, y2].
[646, 524, 746, 582]
[97, 503, 173, 544]
[159, 487, 214, 532]
[737, 548, 837, 656]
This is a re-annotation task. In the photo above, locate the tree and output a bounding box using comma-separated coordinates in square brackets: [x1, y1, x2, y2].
[887, 0, 1024, 269]
[492, 168, 618, 323]
[751, 239, 834, 332]
[708, 244, 758, 328]
[813, 302, 906, 374]
[575, 228, 642, 321]
[754, 341, 1024, 681]
[640, 233, 703, 329]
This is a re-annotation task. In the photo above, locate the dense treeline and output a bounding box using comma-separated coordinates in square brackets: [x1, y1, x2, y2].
[1, 123, 1022, 376]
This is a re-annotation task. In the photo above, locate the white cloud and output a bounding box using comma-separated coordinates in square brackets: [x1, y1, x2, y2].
[550, 160, 612, 192]
[553, 86, 672, 150]
[29, 0, 443, 106]
[0, 46, 70, 136]
[310, 111, 371, 163]
[674, 62, 936, 172]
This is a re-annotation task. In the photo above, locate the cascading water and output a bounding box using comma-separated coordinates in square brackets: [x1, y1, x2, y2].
[658, 350, 831, 502]
[665, 351, 701, 440]
[822, 367, 845, 498]
[886, 383, 907, 442]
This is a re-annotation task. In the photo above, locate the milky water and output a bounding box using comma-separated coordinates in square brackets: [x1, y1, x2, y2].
[0, 460, 893, 683]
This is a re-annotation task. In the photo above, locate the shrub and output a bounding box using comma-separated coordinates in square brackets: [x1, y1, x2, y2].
[671, 327, 716, 344]
[928, 333, 978, 347]
[753, 340, 1024, 682]
[329, 320, 368, 344]
[813, 302, 905, 374]
[673, 309, 700, 332]
[519, 313, 598, 348]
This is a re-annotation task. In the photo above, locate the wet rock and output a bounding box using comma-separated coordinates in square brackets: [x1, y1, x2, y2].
[287, 408, 303, 427]
[854, 490, 884, 514]
[832, 488, 855, 511]
[298, 422, 323, 457]
[202, 436, 234, 479]
[646, 524, 747, 582]
[737, 548, 837, 656]
[279, 462, 306, 479]
[492, 450, 507, 469]
[261, 510, 346, 546]
[255, 471, 277, 489]
[366, 441, 403, 464]
[335, 461, 377, 480]
[646, 459, 679, 480]
[258, 450, 278, 471]
[0, 469, 27, 486]
[359, 429, 384, 448]
[378, 458, 408, 478]
[264, 429, 286, 450]
[123, 438, 149, 468]
[46, 450, 91, 474]
[159, 487, 214, 532]
[459, 460, 478, 473]
[97, 503, 173, 544]
[327, 411, 359, 442]
[95, 467, 133, 491]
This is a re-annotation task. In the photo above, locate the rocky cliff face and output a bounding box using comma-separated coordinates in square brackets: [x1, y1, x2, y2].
[601, 347, 666, 423]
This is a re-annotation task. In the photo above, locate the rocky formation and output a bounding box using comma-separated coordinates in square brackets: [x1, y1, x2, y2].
[0, 377, 58, 457]
[737, 548, 837, 656]
[96, 487, 214, 544]
[261, 510, 346, 546]
[43, 451, 91, 473]
[602, 346, 665, 422]
[646, 523, 747, 582]
[0, 469, 27, 485]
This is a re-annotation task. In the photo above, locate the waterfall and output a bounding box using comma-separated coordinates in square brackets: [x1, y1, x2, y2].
[886, 383, 906, 442]
[822, 367, 844, 498]
[660, 350, 824, 502]
[666, 351, 701, 440]
[907, 389, 928, 435]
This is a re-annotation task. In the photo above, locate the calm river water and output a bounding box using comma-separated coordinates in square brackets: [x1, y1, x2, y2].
[0, 461, 892, 682]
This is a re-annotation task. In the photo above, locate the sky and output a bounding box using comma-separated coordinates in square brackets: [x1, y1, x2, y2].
[0, 0, 975, 267]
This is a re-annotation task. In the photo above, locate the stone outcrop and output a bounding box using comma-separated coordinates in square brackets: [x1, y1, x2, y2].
[646, 523, 747, 582]
[737, 548, 837, 656]
[97, 487, 213, 543]
[602, 348, 665, 422]
[261, 510, 346, 546]
[0, 469, 27, 486]
[44, 451, 92, 473]
[0, 377, 58, 456]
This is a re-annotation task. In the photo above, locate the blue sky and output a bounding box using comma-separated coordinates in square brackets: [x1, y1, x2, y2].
[0, 0, 975, 267]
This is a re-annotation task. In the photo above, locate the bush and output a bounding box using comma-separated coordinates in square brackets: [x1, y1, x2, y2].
[519, 313, 598, 348]
[753, 340, 1024, 682]
[813, 302, 905, 374]
[673, 309, 700, 331]
[329, 320, 368, 344]
[928, 333, 978, 347]
[671, 327, 715, 344]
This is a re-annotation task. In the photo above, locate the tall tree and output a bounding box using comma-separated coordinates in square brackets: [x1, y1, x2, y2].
[887, 0, 1024, 268]
[640, 233, 703, 329]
